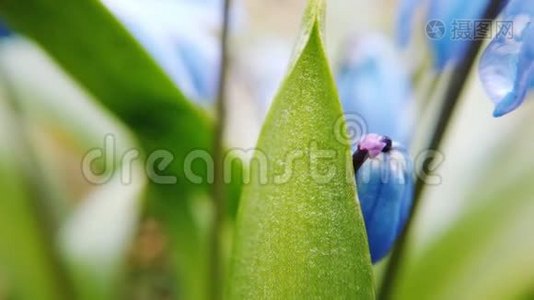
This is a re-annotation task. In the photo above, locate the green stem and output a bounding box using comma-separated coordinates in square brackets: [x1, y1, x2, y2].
[210, 0, 231, 299]
[378, 1, 507, 298]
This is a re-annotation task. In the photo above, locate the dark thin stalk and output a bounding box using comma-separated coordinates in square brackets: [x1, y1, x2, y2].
[210, 0, 231, 299]
[378, 1, 506, 298]
[352, 149, 369, 172]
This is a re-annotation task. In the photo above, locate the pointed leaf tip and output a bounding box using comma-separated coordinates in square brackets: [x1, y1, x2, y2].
[228, 4, 374, 299]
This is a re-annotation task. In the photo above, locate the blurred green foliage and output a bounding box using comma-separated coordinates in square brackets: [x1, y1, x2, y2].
[394, 116, 534, 300]
[0, 102, 65, 300]
[0, 0, 218, 298]
[0, 0, 533, 299]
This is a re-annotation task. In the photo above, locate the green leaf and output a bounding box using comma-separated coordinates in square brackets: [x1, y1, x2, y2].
[0, 0, 213, 191]
[227, 1, 374, 298]
[0, 150, 62, 300]
[394, 121, 534, 300]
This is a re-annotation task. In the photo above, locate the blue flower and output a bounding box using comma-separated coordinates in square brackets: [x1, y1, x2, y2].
[397, 0, 491, 70]
[396, 0, 425, 47]
[337, 34, 415, 263]
[337, 34, 414, 146]
[102, 0, 243, 104]
[479, 0, 534, 117]
[354, 136, 414, 263]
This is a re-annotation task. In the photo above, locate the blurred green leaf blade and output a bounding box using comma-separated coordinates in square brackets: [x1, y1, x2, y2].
[0, 96, 66, 300]
[0, 0, 214, 187]
[0, 0, 217, 299]
[395, 123, 534, 300]
[228, 1, 374, 298]
[0, 159, 62, 300]
[0, 0, 192, 114]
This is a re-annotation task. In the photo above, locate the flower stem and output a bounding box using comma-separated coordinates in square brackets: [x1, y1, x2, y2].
[210, 0, 231, 299]
[378, 1, 507, 298]
[352, 149, 370, 172]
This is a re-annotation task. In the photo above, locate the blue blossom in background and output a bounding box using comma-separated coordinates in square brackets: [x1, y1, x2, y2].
[397, 0, 491, 70]
[337, 34, 414, 263]
[102, 0, 243, 105]
[396, 0, 424, 47]
[337, 34, 414, 146]
[426, 0, 490, 69]
[479, 0, 534, 117]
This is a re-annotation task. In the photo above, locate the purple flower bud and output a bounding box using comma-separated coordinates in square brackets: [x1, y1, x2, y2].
[360, 134, 391, 158]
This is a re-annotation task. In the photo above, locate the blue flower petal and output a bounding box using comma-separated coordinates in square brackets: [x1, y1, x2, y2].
[357, 148, 413, 263]
[427, 0, 490, 69]
[338, 35, 415, 262]
[396, 0, 426, 47]
[479, 0, 534, 117]
[337, 34, 415, 146]
[397, 0, 498, 69]
[175, 36, 219, 103]
[102, 0, 244, 104]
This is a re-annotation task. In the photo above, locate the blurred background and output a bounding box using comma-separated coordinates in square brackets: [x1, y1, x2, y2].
[0, 0, 533, 299]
